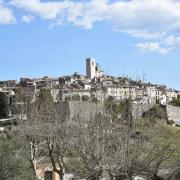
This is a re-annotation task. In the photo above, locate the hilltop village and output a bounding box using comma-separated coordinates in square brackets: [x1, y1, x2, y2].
[0, 58, 179, 107]
[1, 58, 180, 180]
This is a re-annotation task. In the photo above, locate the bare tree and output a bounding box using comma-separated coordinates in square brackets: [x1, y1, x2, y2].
[68, 102, 112, 180]
[32, 90, 73, 180]
[135, 125, 175, 180]
[18, 93, 176, 180]
[103, 99, 175, 180]
[22, 101, 44, 180]
[16, 88, 75, 180]
[44, 103, 73, 180]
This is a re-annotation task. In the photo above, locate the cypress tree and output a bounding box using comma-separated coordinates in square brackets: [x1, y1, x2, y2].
[0, 92, 9, 119]
[38, 89, 53, 104]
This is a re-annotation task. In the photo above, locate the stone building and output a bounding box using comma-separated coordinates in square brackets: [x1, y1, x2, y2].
[166, 89, 178, 102]
[86, 58, 103, 79]
[0, 80, 17, 88]
[105, 86, 136, 101]
[86, 58, 96, 79]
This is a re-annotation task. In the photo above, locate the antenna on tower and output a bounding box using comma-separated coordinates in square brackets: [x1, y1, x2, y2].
[142, 73, 147, 83]
[105, 64, 108, 76]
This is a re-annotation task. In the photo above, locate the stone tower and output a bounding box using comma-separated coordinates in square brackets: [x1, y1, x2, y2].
[86, 58, 96, 79]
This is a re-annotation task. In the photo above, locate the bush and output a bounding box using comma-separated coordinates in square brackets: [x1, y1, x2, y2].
[105, 99, 127, 114]
[167, 120, 174, 126]
[171, 99, 180, 107]
[91, 97, 98, 103]
[142, 105, 167, 122]
[38, 89, 53, 103]
[72, 94, 80, 101]
[0, 131, 34, 180]
[82, 95, 89, 101]
[65, 96, 71, 101]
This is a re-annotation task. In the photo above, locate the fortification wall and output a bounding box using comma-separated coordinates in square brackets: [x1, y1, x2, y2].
[57, 101, 102, 122]
[57, 101, 156, 122]
[132, 103, 155, 119]
[166, 105, 180, 125]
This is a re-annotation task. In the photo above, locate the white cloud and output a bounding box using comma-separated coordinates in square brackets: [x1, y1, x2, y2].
[135, 42, 174, 54]
[68, 0, 109, 29]
[0, 2, 15, 24]
[8, 0, 180, 53]
[108, 0, 180, 32]
[164, 35, 180, 46]
[10, 0, 109, 29]
[121, 29, 167, 40]
[10, 0, 81, 21]
[22, 14, 34, 23]
[10, 0, 180, 31]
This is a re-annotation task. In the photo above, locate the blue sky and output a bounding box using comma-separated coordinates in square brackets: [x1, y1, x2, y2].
[0, 0, 180, 90]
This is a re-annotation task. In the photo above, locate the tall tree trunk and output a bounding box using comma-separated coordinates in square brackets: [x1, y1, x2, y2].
[58, 170, 64, 180]
[30, 159, 39, 180]
[30, 141, 39, 180]
[57, 158, 65, 180]
[47, 142, 63, 180]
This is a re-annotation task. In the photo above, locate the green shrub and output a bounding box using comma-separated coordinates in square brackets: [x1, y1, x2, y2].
[91, 97, 98, 103]
[72, 94, 80, 101]
[142, 105, 167, 122]
[171, 99, 180, 107]
[65, 96, 71, 101]
[82, 95, 89, 101]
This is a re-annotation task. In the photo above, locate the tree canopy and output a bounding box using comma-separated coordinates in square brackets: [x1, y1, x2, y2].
[171, 99, 180, 107]
[38, 89, 53, 104]
[0, 131, 33, 180]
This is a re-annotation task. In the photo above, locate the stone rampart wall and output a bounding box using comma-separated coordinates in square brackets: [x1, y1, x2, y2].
[166, 105, 180, 125]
